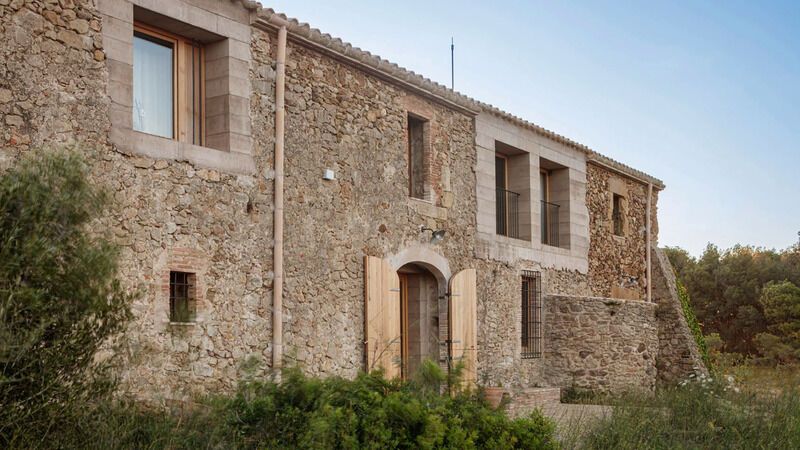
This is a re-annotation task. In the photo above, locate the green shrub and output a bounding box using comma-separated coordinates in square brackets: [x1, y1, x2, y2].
[0, 152, 133, 445]
[222, 363, 558, 449]
[9, 361, 558, 449]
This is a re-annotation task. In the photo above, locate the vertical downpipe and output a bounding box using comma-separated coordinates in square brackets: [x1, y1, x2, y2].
[646, 183, 653, 302]
[273, 24, 288, 376]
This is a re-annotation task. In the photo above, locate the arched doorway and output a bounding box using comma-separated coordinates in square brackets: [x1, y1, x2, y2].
[364, 255, 476, 384]
[398, 263, 442, 378]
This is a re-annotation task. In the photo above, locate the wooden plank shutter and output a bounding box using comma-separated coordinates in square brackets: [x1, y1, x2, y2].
[364, 256, 402, 379]
[448, 268, 477, 386]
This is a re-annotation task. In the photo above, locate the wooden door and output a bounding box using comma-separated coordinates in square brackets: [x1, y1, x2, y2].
[364, 256, 402, 378]
[448, 268, 477, 386]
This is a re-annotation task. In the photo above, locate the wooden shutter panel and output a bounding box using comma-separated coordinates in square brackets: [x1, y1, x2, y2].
[364, 256, 401, 379]
[448, 268, 477, 386]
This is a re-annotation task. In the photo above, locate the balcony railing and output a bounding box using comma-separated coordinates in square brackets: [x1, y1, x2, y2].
[541, 200, 560, 247]
[496, 188, 520, 239]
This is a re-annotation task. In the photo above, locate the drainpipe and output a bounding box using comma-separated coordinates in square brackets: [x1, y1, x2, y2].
[646, 183, 653, 302]
[271, 19, 288, 375]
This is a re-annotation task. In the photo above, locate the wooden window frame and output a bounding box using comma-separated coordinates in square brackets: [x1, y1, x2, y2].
[539, 169, 550, 202]
[134, 22, 205, 146]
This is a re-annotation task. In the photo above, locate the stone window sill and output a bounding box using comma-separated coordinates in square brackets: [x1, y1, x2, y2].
[407, 196, 447, 220]
[168, 321, 197, 327]
[111, 128, 256, 175]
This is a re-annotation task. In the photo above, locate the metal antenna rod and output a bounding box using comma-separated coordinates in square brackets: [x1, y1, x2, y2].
[450, 37, 454, 90]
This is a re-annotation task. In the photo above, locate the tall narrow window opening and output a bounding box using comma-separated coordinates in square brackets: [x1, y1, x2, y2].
[407, 115, 427, 199]
[540, 170, 559, 246]
[521, 270, 542, 358]
[495, 154, 519, 238]
[612, 193, 625, 236]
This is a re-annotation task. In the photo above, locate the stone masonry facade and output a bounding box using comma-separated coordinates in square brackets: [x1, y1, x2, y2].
[1, 0, 705, 402]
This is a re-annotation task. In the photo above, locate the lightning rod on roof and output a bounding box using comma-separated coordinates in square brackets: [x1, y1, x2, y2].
[450, 37, 454, 90]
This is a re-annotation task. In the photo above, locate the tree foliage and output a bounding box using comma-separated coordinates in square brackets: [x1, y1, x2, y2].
[664, 243, 800, 361]
[0, 152, 133, 442]
[754, 281, 800, 364]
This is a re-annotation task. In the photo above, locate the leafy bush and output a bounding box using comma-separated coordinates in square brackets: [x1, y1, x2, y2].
[5, 361, 558, 449]
[222, 363, 558, 449]
[0, 152, 133, 444]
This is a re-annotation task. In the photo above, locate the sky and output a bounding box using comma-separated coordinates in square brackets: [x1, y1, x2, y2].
[268, 0, 800, 256]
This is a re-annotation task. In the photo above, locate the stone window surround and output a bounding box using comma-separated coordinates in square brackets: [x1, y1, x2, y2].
[99, 0, 255, 175]
[475, 113, 590, 274]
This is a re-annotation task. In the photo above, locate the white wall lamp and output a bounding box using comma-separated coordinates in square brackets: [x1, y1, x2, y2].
[420, 226, 446, 244]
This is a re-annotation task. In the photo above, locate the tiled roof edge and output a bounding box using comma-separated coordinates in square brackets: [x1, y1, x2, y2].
[233, 1, 665, 188]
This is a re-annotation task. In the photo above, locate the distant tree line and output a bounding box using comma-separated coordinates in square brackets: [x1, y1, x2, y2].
[665, 244, 800, 365]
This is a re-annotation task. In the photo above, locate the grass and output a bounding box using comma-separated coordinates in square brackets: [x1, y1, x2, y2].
[567, 365, 800, 450]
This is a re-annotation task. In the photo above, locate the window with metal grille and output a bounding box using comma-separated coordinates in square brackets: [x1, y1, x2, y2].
[521, 270, 542, 359]
[170, 271, 196, 323]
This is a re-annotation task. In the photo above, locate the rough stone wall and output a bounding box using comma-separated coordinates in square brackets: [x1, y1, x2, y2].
[252, 29, 477, 378]
[587, 163, 659, 300]
[543, 295, 658, 393]
[652, 248, 708, 384]
[1, 1, 275, 401]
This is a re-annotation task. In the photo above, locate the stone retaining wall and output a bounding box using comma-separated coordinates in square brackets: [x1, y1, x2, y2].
[543, 295, 658, 393]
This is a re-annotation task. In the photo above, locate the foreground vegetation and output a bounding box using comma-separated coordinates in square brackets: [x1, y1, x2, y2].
[6, 365, 558, 449]
[570, 369, 800, 450]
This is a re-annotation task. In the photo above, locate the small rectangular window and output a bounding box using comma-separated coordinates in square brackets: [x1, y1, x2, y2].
[407, 115, 427, 199]
[170, 271, 196, 323]
[521, 271, 542, 359]
[133, 23, 204, 145]
[612, 194, 624, 236]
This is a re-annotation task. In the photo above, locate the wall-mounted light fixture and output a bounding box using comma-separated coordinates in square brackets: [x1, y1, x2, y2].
[420, 226, 446, 244]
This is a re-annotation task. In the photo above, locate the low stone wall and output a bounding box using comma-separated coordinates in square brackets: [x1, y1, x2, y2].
[652, 248, 708, 384]
[543, 295, 658, 393]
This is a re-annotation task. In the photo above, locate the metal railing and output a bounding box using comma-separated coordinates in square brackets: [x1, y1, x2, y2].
[541, 200, 560, 247]
[496, 188, 520, 239]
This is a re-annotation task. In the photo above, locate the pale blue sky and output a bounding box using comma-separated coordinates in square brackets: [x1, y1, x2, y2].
[268, 0, 800, 255]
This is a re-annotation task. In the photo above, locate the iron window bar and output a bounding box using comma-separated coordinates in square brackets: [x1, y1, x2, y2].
[496, 188, 521, 239]
[170, 271, 195, 323]
[521, 270, 542, 359]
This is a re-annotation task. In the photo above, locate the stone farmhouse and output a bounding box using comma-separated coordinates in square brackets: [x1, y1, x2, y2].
[0, 0, 705, 404]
